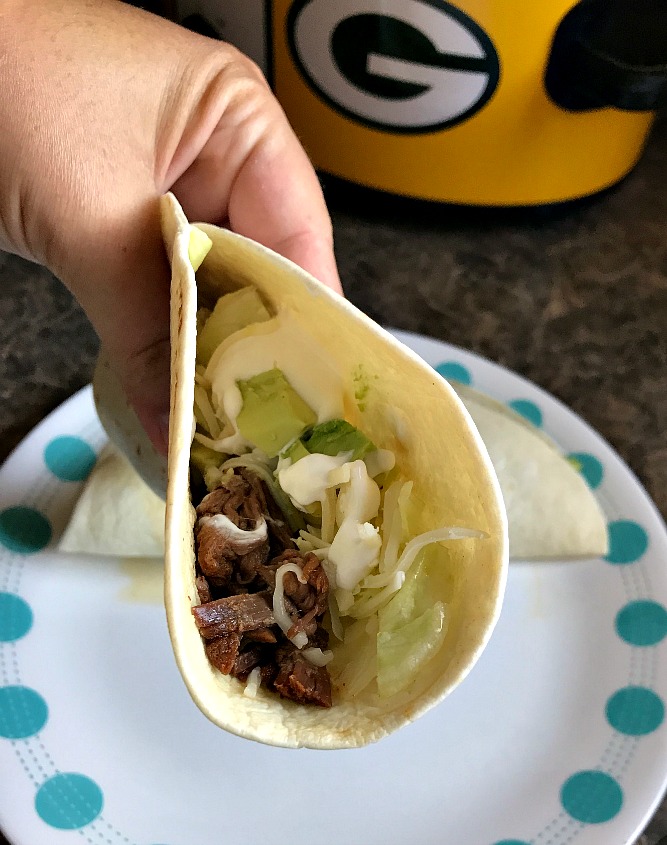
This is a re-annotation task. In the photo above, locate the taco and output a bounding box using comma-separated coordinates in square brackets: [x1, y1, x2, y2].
[161, 193, 507, 749]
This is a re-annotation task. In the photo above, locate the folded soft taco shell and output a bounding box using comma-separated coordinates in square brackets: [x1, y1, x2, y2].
[161, 192, 507, 749]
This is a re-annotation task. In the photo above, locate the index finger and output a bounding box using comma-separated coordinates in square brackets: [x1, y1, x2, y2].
[167, 55, 342, 293]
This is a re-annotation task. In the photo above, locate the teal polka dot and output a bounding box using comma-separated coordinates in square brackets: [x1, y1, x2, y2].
[44, 436, 96, 482]
[490, 841, 532, 845]
[508, 399, 542, 427]
[0, 686, 48, 738]
[606, 686, 664, 735]
[605, 520, 648, 564]
[567, 452, 604, 489]
[0, 593, 33, 641]
[434, 361, 472, 385]
[616, 601, 667, 646]
[561, 770, 623, 823]
[35, 773, 103, 829]
[0, 507, 52, 554]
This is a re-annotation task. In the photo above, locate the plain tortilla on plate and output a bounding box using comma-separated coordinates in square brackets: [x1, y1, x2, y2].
[59, 443, 165, 558]
[452, 384, 608, 560]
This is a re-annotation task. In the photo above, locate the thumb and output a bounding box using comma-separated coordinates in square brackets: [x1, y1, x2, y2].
[53, 197, 172, 455]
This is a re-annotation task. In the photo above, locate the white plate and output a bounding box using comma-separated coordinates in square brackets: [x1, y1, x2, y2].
[1, 332, 667, 845]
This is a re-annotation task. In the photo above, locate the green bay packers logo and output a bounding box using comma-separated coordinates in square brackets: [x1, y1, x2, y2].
[286, 0, 500, 133]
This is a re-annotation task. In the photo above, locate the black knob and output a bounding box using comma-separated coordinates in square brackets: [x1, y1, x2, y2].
[545, 0, 667, 112]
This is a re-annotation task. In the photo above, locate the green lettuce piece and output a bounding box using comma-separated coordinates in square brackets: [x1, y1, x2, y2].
[377, 602, 448, 698]
[281, 438, 310, 464]
[190, 441, 221, 478]
[378, 544, 451, 633]
[379, 556, 427, 634]
[301, 419, 375, 461]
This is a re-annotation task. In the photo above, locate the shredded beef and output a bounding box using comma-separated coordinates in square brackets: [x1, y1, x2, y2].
[287, 607, 319, 640]
[194, 471, 270, 588]
[271, 644, 332, 708]
[260, 663, 278, 688]
[195, 575, 211, 604]
[205, 634, 241, 674]
[235, 544, 271, 584]
[192, 593, 274, 638]
[199, 469, 265, 529]
[253, 561, 280, 590]
[308, 627, 330, 650]
[196, 477, 247, 520]
[232, 644, 265, 679]
[276, 549, 329, 640]
[192, 468, 333, 707]
[195, 519, 235, 585]
[237, 468, 295, 553]
[266, 515, 296, 553]
[244, 628, 278, 644]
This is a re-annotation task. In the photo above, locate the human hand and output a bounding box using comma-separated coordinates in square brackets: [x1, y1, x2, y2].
[0, 0, 341, 453]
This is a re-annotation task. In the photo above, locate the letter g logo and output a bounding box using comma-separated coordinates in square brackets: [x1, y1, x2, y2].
[287, 0, 500, 133]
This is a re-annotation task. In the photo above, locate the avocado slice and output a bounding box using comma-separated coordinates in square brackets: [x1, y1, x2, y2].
[236, 369, 317, 457]
[197, 287, 271, 367]
[188, 226, 212, 271]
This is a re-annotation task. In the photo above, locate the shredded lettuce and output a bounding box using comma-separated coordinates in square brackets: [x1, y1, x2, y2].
[194, 384, 222, 439]
[388, 526, 487, 582]
[330, 616, 379, 697]
[379, 480, 410, 573]
[377, 602, 448, 698]
[378, 553, 431, 633]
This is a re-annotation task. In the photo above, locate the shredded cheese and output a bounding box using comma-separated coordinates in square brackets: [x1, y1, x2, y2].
[243, 667, 262, 698]
[348, 572, 406, 619]
[273, 563, 308, 649]
[303, 647, 334, 667]
[194, 384, 221, 438]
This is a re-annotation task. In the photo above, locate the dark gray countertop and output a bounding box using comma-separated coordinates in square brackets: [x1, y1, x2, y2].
[0, 119, 665, 844]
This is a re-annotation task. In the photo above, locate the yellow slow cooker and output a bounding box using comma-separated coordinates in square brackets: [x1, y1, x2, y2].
[177, 0, 667, 205]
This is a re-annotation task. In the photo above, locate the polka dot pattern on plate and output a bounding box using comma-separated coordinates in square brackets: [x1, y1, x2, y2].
[508, 399, 543, 427]
[567, 452, 604, 489]
[606, 520, 649, 564]
[434, 361, 472, 385]
[0, 593, 33, 641]
[615, 600, 667, 646]
[490, 840, 532, 845]
[560, 770, 623, 824]
[34, 773, 103, 829]
[44, 436, 96, 482]
[0, 507, 52, 554]
[606, 686, 664, 736]
[0, 686, 48, 739]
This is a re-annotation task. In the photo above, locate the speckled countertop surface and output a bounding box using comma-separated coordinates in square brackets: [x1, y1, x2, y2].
[0, 118, 666, 843]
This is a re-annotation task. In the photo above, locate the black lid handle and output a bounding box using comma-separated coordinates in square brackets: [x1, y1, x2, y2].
[546, 0, 667, 112]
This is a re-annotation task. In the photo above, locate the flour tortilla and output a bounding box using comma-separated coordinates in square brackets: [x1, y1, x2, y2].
[161, 193, 507, 749]
[59, 443, 165, 558]
[452, 385, 608, 560]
